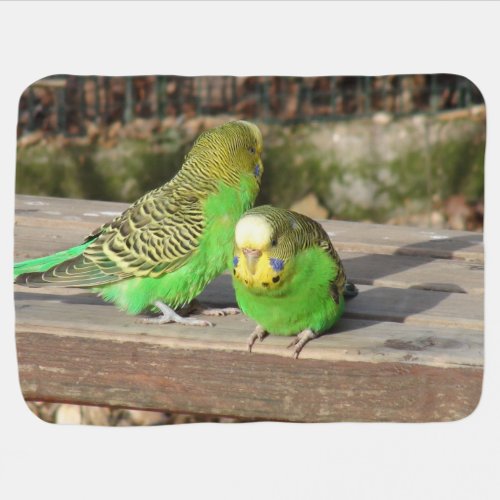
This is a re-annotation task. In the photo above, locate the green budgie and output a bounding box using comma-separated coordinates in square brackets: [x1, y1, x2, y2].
[15, 120, 264, 326]
[231, 205, 357, 357]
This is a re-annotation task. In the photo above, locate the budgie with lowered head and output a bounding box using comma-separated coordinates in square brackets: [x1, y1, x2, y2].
[15, 120, 264, 326]
[232, 205, 357, 357]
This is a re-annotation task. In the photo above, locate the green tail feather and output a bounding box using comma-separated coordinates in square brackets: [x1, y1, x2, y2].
[14, 241, 92, 280]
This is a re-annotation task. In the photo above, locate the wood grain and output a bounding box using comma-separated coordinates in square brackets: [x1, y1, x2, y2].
[14, 224, 484, 296]
[17, 329, 482, 422]
[15, 194, 483, 262]
[13, 195, 484, 422]
[321, 219, 483, 263]
[15, 288, 482, 368]
[342, 252, 483, 295]
[198, 276, 484, 331]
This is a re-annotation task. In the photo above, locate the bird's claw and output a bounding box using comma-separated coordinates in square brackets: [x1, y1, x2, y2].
[186, 300, 240, 317]
[247, 325, 268, 353]
[199, 307, 241, 317]
[287, 329, 318, 359]
[142, 301, 215, 327]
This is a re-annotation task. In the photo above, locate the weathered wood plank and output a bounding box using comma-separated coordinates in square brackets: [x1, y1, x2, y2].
[14, 209, 484, 296]
[16, 327, 482, 422]
[15, 285, 482, 368]
[15, 194, 128, 225]
[322, 219, 483, 262]
[14, 271, 483, 344]
[342, 252, 483, 295]
[344, 284, 483, 330]
[13, 194, 484, 421]
[197, 276, 483, 332]
[325, 223, 482, 262]
[14, 224, 96, 260]
[15, 194, 483, 262]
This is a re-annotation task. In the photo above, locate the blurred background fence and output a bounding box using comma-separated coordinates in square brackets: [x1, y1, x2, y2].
[18, 74, 483, 137]
[16, 73, 485, 233]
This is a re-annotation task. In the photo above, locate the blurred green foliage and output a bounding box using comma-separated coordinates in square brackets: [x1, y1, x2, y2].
[16, 121, 484, 225]
[16, 128, 191, 203]
[256, 127, 339, 209]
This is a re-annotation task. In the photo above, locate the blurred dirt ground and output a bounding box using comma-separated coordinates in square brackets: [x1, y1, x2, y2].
[27, 401, 243, 426]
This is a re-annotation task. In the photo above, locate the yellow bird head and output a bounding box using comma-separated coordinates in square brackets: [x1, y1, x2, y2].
[233, 209, 291, 292]
[185, 120, 264, 188]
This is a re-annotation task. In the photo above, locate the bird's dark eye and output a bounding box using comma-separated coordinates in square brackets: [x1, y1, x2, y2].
[271, 238, 277, 247]
[249, 147, 256, 154]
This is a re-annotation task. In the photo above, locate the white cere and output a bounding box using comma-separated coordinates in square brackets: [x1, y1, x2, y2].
[235, 215, 273, 249]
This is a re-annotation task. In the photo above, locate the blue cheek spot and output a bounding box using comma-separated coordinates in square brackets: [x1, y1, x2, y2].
[233, 256, 239, 267]
[254, 164, 260, 177]
[270, 258, 284, 272]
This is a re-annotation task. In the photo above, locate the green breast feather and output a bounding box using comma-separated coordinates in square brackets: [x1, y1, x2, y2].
[234, 245, 344, 335]
[99, 177, 257, 313]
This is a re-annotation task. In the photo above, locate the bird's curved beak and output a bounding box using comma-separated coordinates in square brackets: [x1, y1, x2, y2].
[242, 248, 262, 275]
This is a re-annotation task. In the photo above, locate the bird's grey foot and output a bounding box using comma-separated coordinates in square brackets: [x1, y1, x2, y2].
[187, 299, 240, 317]
[247, 324, 269, 353]
[199, 306, 241, 317]
[287, 329, 319, 359]
[143, 301, 214, 327]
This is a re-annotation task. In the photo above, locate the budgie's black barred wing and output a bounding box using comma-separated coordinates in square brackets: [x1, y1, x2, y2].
[22, 190, 205, 287]
[268, 207, 348, 303]
[311, 218, 358, 301]
[83, 184, 167, 242]
[305, 218, 347, 304]
[82, 191, 205, 281]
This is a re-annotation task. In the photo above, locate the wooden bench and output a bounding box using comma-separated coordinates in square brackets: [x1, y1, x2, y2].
[14, 194, 484, 422]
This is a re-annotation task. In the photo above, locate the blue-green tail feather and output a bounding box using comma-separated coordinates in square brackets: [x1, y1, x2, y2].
[14, 241, 92, 280]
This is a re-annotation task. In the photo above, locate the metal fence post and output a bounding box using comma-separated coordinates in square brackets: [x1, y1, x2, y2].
[330, 76, 336, 119]
[94, 76, 100, 125]
[262, 77, 271, 123]
[27, 87, 35, 132]
[430, 74, 438, 114]
[124, 77, 134, 123]
[18, 75, 485, 136]
[231, 76, 237, 109]
[156, 75, 165, 119]
[57, 86, 66, 135]
[78, 77, 86, 134]
[195, 77, 202, 115]
[464, 78, 472, 108]
[207, 78, 213, 115]
[364, 76, 371, 115]
[104, 77, 110, 125]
